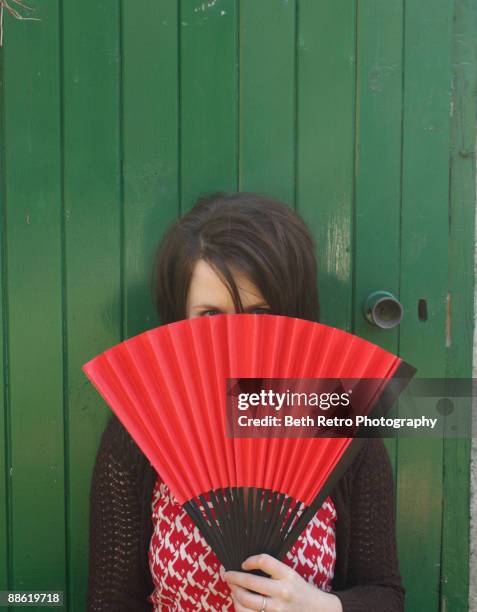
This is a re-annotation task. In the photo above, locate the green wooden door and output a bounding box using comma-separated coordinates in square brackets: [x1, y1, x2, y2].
[0, 1, 475, 610]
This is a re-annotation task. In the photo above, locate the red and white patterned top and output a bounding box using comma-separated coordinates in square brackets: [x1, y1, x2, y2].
[148, 476, 337, 611]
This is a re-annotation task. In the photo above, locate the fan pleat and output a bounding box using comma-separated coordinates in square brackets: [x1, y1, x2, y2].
[101, 348, 191, 502]
[167, 323, 220, 493]
[190, 319, 232, 489]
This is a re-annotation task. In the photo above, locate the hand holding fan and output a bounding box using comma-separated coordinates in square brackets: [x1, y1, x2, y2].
[82, 314, 416, 573]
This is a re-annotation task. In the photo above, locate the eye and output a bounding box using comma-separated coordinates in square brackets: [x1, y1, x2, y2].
[249, 307, 272, 315]
[200, 309, 222, 317]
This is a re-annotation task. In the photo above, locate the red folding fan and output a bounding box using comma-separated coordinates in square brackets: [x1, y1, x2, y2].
[82, 314, 416, 573]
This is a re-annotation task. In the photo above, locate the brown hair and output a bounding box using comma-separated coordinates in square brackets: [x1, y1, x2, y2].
[150, 191, 320, 324]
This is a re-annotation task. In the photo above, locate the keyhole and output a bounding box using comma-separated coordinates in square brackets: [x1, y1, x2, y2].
[418, 299, 428, 321]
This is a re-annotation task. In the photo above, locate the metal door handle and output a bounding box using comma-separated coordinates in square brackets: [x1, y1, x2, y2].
[363, 291, 403, 329]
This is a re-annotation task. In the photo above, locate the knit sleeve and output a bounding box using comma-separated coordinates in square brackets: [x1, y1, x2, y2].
[329, 438, 405, 612]
[87, 415, 153, 611]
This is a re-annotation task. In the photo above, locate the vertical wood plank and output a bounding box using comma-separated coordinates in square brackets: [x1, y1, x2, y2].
[122, 0, 180, 338]
[296, 0, 356, 330]
[239, 0, 296, 204]
[0, 41, 8, 594]
[441, 0, 477, 608]
[396, 0, 453, 609]
[180, 0, 237, 211]
[64, 1, 180, 607]
[62, 0, 121, 608]
[2, 0, 66, 591]
[352, 0, 404, 475]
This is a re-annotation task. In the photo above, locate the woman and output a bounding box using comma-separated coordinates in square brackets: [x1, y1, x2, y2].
[87, 192, 405, 611]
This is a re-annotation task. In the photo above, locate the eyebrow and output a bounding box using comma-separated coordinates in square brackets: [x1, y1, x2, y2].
[192, 302, 270, 310]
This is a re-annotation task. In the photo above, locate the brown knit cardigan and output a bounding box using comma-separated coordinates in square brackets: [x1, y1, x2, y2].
[87, 414, 405, 611]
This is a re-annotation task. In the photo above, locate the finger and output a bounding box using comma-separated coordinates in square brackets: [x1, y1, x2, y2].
[230, 584, 273, 611]
[224, 570, 281, 598]
[232, 599, 253, 612]
[241, 554, 294, 580]
[230, 589, 255, 612]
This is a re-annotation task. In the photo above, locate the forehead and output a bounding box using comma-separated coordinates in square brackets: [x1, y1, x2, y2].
[187, 259, 265, 307]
